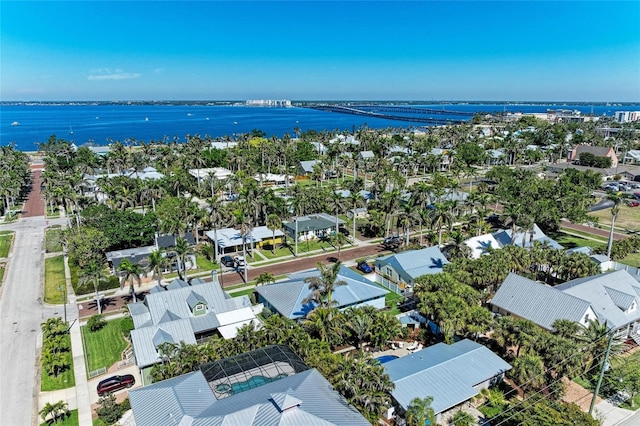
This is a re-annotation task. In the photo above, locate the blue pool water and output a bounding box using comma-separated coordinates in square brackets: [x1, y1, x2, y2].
[216, 373, 289, 395]
[375, 355, 399, 364]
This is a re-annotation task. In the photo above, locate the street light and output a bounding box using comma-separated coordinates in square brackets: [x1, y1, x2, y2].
[58, 285, 67, 323]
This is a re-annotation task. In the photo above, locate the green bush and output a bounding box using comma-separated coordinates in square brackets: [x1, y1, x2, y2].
[73, 275, 119, 296]
[87, 314, 106, 332]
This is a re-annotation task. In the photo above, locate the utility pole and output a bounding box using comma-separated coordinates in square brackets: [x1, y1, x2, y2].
[589, 330, 615, 415]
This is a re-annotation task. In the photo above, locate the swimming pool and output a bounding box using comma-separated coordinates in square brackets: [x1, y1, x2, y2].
[216, 373, 289, 395]
[375, 355, 399, 364]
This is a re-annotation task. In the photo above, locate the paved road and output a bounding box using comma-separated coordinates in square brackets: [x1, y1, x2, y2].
[0, 169, 64, 425]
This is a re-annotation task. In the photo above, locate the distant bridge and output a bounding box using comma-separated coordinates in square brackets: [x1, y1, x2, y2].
[306, 104, 472, 125]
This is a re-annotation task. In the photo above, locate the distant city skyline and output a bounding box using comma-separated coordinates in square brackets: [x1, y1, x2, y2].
[2, 1, 639, 102]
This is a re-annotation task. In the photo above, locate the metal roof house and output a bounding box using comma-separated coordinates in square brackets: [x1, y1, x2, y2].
[129, 354, 369, 425]
[383, 339, 511, 423]
[282, 213, 344, 241]
[128, 276, 260, 374]
[491, 273, 598, 331]
[255, 265, 388, 319]
[464, 233, 501, 259]
[492, 223, 563, 249]
[375, 246, 449, 295]
[492, 271, 640, 343]
[205, 226, 284, 254]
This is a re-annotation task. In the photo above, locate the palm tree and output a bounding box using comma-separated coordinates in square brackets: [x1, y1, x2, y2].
[405, 396, 435, 426]
[429, 203, 453, 247]
[39, 400, 68, 424]
[255, 272, 275, 286]
[330, 231, 349, 259]
[606, 192, 623, 258]
[266, 213, 282, 254]
[509, 353, 545, 397]
[78, 260, 108, 314]
[205, 195, 232, 262]
[146, 249, 169, 287]
[303, 261, 347, 308]
[118, 258, 143, 303]
[174, 237, 194, 282]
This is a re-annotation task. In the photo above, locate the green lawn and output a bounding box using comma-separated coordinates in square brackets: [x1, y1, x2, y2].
[229, 288, 256, 298]
[41, 333, 75, 391]
[619, 252, 640, 267]
[44, 256, 66, 304]
[0, 263, 5, 283]
[384, 290, 404, 315]
[0, 231, 14, 257]
[196, 255, 219, 270]
[589, 204, 640, 232]
[40, 409, 78, 426]
[553, 232, 606, 250]
[82, 317, 133, 372]
[45, 227, 64, 253]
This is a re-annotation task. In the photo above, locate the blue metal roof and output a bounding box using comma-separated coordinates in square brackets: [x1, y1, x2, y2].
[255, 266, 388, 319]
[375, 247, 449, 283]
[384, 339, 511, 414]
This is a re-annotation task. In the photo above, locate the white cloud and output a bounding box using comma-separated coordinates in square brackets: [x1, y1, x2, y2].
[88, 68, 141, 80]
[153, 68, 165, 74]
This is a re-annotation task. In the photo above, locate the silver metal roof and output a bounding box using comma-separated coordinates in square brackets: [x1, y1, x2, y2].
[255, 266, 388, 319]
[384, 339, 511, 414]
[130, 369, 369, 426]
[556, 270, 640, 329]
[375, 246, 449, 283]
[130, 319, 197, 368]
[491, 273, 592, 330]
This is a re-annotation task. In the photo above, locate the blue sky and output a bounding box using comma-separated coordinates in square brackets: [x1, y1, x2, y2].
[2, 1, 639, 101]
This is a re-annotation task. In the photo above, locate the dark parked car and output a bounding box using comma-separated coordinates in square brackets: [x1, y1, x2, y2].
[338, 227, 350, 236]
[357, 261, 373, 273]
[97, 374, 135, 397]
[221, 255, 235, 267]
[327, 256, 339, 263]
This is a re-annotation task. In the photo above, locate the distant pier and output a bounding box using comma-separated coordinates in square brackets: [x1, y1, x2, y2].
[306, 104, 472, 125]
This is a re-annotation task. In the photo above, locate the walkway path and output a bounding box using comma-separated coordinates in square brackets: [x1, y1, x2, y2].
[561, 220, 627, 241]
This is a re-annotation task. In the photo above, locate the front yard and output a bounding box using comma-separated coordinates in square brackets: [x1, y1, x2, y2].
[41, 332, 75, 392]
[82, 317, 134, 373]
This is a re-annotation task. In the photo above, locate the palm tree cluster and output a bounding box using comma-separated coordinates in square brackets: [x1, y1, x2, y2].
[150, 314, 395, 423]
[39, 400, 69, 425]
[40, 317, 70, 378]
[0, 143, 31, 216]
[446, 243, 600, 297]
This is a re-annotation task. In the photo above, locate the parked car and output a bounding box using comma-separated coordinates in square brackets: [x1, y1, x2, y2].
[628, 200, 640, 207]
[327, 256, 339, 263]
[234, 256, 246, 267]
[357, 261, 373, 273]
[221, 255, 235, 267]
[97, 374, 135, 397]
[338, 227, 350, 236]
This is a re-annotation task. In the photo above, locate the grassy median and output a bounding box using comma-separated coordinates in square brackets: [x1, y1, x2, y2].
[0, 231, 14, 257]
[44, 256, 66, 304]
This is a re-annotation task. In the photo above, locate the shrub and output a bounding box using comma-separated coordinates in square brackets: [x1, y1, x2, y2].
[87, 314, 106, 332]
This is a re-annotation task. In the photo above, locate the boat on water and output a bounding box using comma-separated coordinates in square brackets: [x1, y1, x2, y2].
[69, 126, 74, 135]
[145, 117, 149, 121]
[11, 121, 20, 126]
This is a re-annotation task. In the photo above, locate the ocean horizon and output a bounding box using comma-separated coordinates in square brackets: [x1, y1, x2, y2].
[2, 102, 639, 152]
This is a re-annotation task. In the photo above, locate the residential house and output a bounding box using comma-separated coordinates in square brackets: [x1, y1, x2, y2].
[128, 275, 260, 379]
[383, 339, 511, 424]
[375, 246, 449, 294]
[129, 346, 370, 426]
[359, 150, 375, 161]
[205, 226, 284, 255]
[282, 213, 344, 242]
[255, 265, 388, 319]
[568, 144, 619, 168]
[491, 271, 640, 343]
[298, 160, 321, 176]
[188, 167, 234, 183]
[492, 223, 563, 249]
[464, 233, 501, 259]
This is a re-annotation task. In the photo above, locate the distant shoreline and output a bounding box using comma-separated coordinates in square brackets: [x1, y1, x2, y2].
[2, 100, 639, 107]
